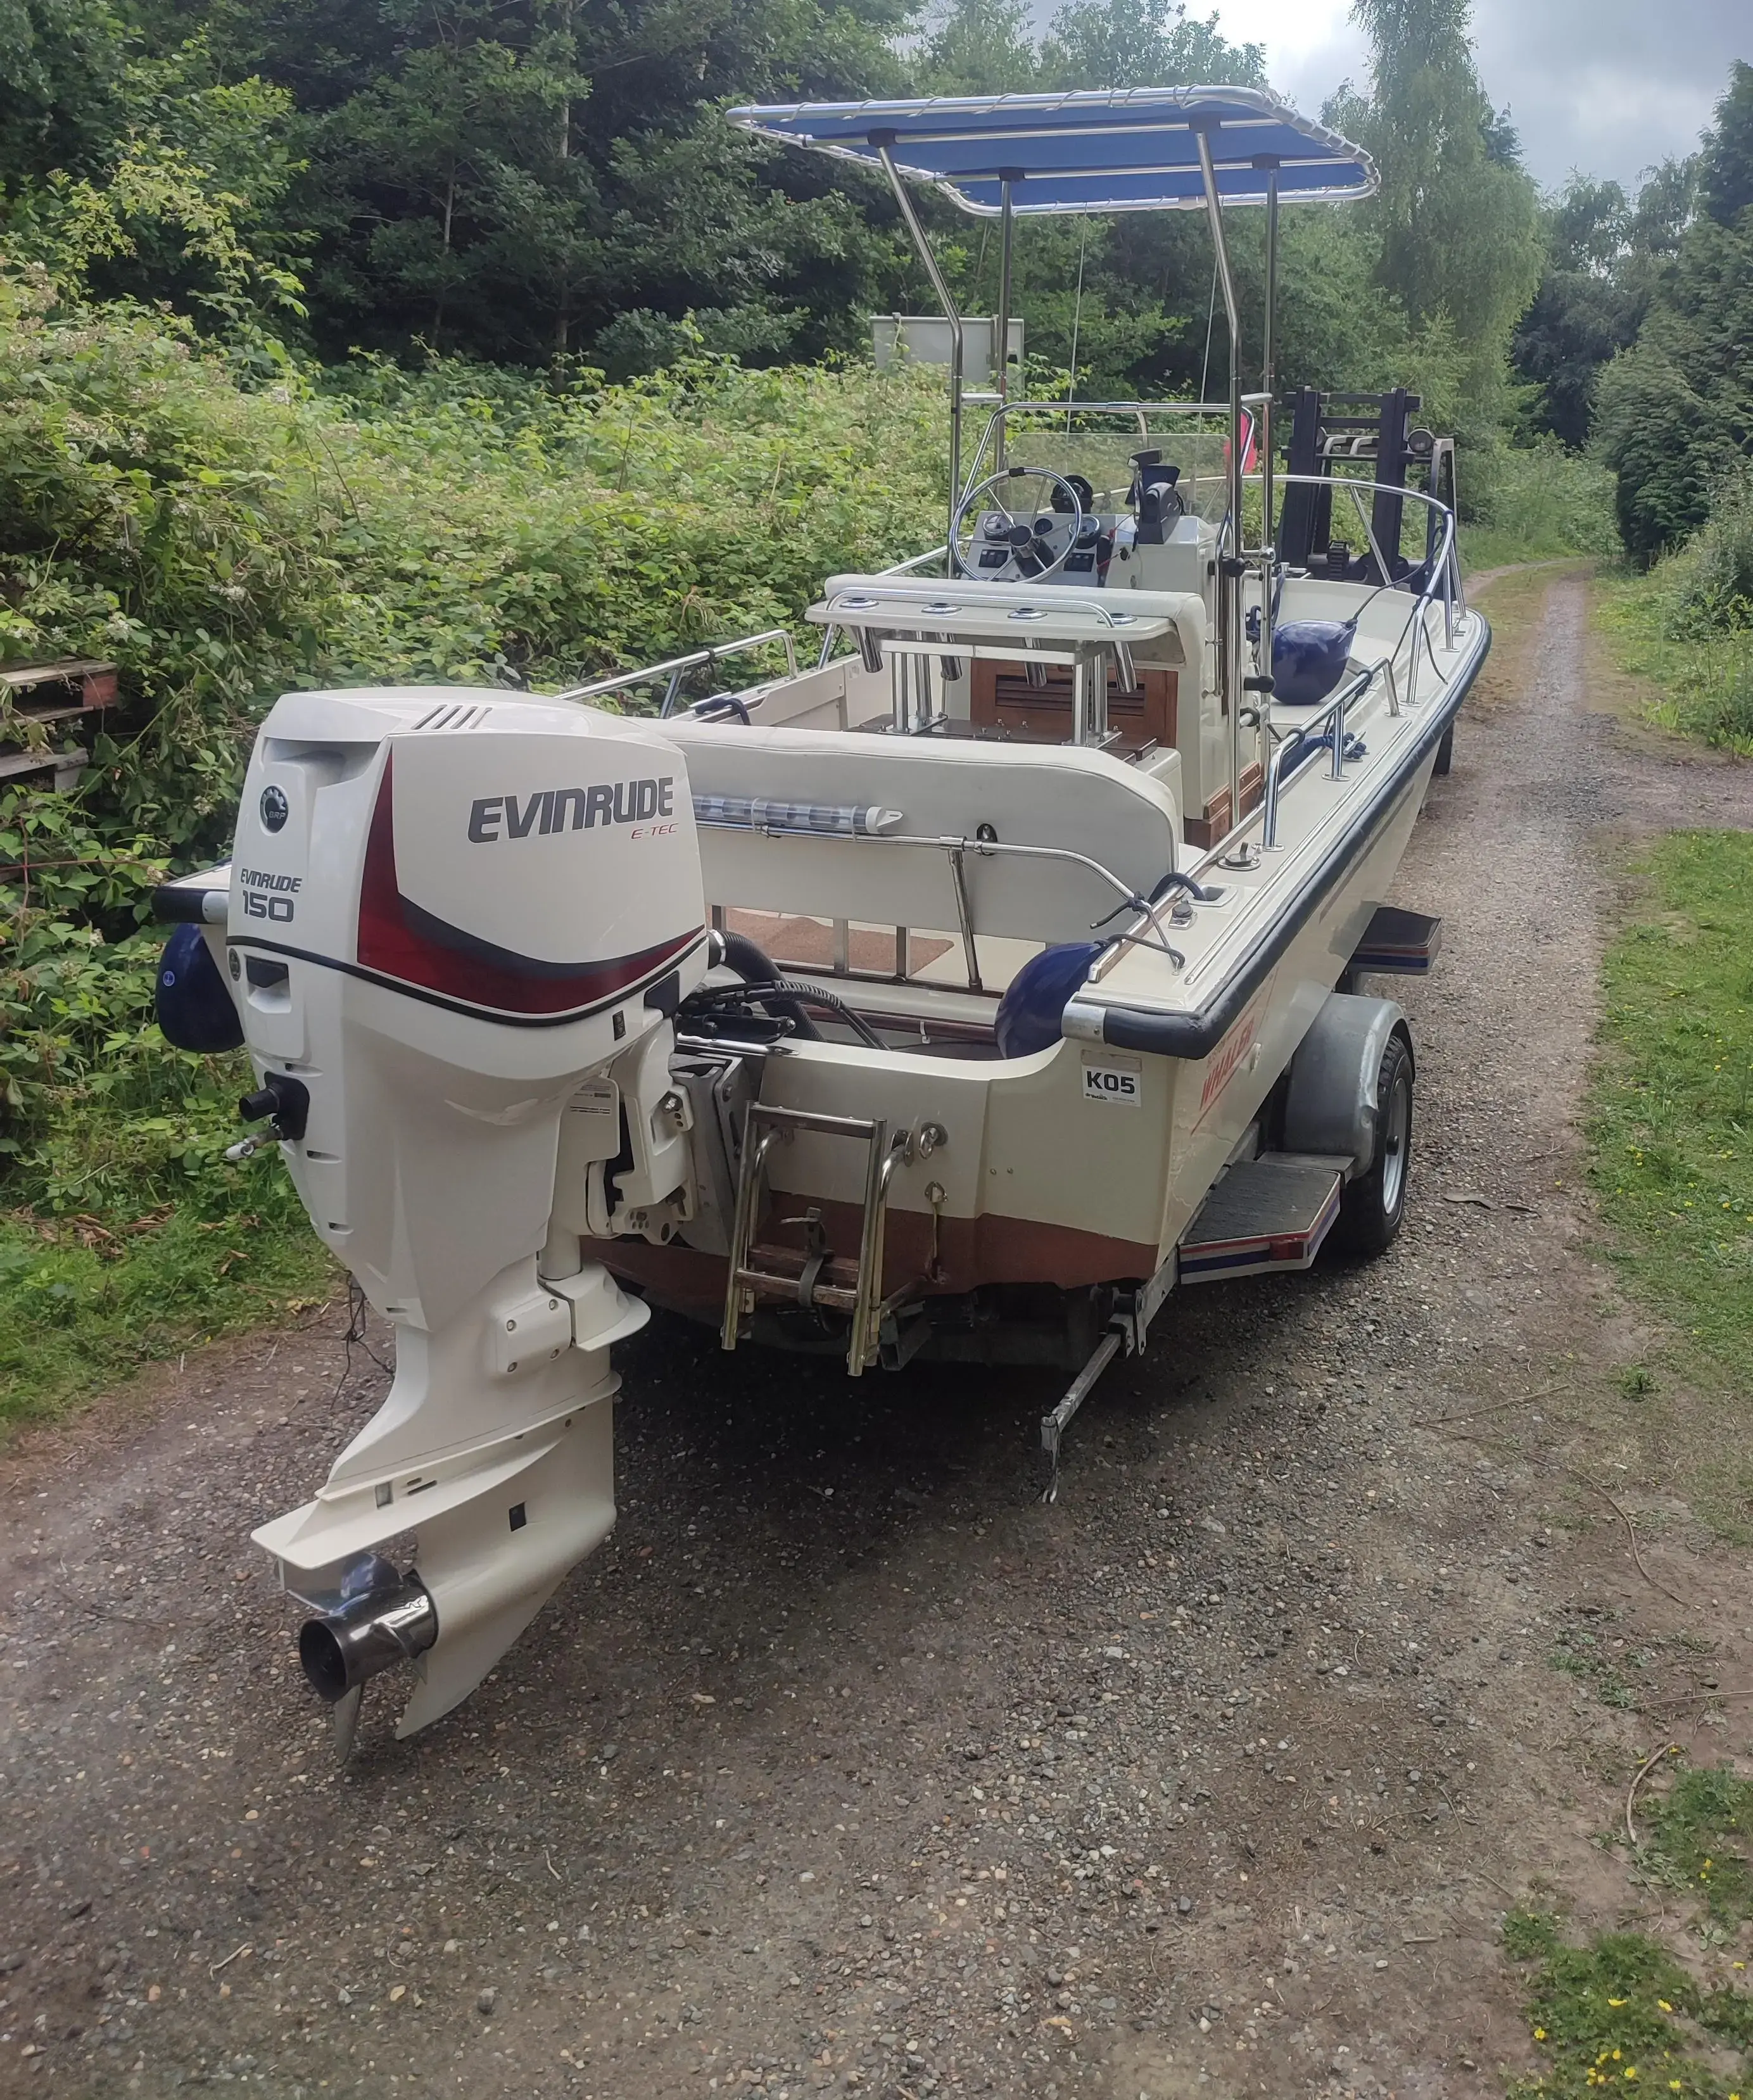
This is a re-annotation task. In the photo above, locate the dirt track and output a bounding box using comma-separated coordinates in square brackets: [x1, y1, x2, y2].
[3, 571, 1753, 2100]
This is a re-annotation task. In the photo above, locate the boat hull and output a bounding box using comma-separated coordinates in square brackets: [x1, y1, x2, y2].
[602, 744, 1440, 1349]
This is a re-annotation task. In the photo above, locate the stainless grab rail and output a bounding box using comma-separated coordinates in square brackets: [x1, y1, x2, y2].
[1258, 667, 1372, 851]
[818, 583, 1151, 633]
[816, 545, 954, 667]
[690, 817, 1187, 971]
[552, 627, 798, 712]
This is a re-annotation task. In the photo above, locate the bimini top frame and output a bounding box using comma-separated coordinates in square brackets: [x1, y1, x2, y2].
[726, 87, 1381, 872]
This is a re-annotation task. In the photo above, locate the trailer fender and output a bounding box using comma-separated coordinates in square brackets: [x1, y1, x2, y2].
[1282, 992, 1410, 1179]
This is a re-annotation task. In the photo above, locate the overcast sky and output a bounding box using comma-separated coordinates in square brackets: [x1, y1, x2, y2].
[1195, 0, 1748, 194]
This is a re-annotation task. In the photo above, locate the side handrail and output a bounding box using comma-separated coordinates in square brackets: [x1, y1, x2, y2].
[1258, 666, 1373, 851]
[552, 627, 798, 712]
[690, 809, 1188, 970]
[1082, 483, 1460, 982]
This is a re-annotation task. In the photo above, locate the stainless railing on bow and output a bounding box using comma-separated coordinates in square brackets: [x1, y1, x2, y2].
[1196, 473, 1460, 881]
[1081, 479, 1463, 985]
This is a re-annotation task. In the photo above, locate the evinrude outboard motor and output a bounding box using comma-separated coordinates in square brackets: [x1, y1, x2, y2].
[177, 686, 707, 1744]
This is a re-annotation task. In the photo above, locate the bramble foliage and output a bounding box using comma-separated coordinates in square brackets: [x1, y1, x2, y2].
[1458, 439, 1617, 571]
[1662, 467, 1753, 634]
[0, 283, 955, 1417]
[0, 280, 947, 1177]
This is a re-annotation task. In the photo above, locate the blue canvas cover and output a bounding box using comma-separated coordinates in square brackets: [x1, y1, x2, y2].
[726, 87, 1377, 217]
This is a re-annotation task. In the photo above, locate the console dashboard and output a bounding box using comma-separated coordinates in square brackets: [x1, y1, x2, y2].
[971, 506, 1117, 584]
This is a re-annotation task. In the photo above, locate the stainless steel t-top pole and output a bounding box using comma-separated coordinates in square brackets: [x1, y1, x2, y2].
[1259, 161, 1281, 811]
[1262, 164, 1279, 556]
[877, 141, 965, 567]
[994, 177, 1015, 471]
[1195, 124, 1244, 834]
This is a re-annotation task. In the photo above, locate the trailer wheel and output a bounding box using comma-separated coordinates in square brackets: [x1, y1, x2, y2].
[1333, 1028, 1413, 1258]
[1433, 723, 1454, 776]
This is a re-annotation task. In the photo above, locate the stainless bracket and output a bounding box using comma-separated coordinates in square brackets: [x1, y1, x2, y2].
[1039, 1250, 1177, 1500]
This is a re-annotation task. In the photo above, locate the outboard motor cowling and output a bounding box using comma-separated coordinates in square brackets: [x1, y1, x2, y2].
[219, 685, 708, 1742]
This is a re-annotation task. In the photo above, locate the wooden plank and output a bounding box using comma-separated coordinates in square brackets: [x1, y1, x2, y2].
[968, 658, 1177, 756]
[0, 658, 114, 690]
[0, 701, 93, 730]
[0, 745, 88, 785]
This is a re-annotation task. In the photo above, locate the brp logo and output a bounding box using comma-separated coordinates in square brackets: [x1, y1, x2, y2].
[259, 785, 289, 833]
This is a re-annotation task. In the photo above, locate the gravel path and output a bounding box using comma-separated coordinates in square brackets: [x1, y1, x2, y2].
[3, 572, 1752, 2100]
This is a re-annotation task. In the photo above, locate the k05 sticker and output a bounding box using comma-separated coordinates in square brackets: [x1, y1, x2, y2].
[1081, 1056, 1142, 1108]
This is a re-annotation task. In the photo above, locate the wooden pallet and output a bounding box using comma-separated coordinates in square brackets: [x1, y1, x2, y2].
[0, 659, 117, 796]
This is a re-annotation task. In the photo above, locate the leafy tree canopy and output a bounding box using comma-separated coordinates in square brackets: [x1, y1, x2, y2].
[1586, 63, 1753, 560]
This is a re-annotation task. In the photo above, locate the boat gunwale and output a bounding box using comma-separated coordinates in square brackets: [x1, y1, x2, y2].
[1064, 609, 1489, 1061]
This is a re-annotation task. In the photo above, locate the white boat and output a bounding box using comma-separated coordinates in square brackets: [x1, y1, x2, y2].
[152, 87, 1488, 1749]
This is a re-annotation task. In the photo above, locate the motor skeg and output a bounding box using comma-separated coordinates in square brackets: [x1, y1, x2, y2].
[232, 685, 708, 1740]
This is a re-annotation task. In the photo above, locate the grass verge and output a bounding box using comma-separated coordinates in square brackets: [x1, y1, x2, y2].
[1505, 1759, 1753, 2098]
[0, 1177, 334, 1433]
[1585, 830, 1753, 1537]
[1594, 571, 1753, 755]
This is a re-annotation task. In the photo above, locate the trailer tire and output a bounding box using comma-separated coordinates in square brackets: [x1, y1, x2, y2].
[1333, 1028, 1414, 1258]
[1433, 723, 1454, 776]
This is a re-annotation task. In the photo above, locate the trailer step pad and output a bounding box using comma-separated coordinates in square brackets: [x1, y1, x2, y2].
[1179, 1156, 1345, 1283]
[1351, 904, 1441, 974]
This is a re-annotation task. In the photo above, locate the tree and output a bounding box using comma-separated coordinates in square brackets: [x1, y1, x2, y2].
[1039, 0, 1263, 92]
[135, 0, 916, 365]
[1699, 58, 1753, 227]
[1336, 0, 1542, 433]
[1, 34, 307, 341]
[916, 0, 1039, 93]
[1509, 159, 1699, 449]
[1594, 343, 1714, 562]
[1511, 180, 1635, 447]
[1593, 63, 1753, 559]
[0, 0, 130, 194]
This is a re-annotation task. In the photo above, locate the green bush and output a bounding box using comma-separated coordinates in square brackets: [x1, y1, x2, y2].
[1662, 465, 1753, 633]
[1457, 435, 1619, 570]
[0, 284, 953, 1417]
[1593, 342, 1717, 565]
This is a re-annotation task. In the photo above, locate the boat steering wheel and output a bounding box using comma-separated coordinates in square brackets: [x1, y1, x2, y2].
[951, 465, 1086, 581]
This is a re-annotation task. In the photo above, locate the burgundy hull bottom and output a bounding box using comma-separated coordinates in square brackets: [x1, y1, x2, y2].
[601, 1203, 1160, 1320]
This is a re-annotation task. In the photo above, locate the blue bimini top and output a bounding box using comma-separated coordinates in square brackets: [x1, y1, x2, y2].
[726, 87, 1377, 217]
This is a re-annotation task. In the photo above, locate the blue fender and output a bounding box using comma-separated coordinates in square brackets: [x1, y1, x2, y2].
[994, 940, 1106, 1059]
[1272, 617, 1358, 707]
[156, 922, 244, 1053]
